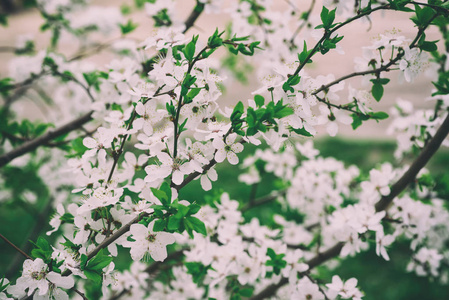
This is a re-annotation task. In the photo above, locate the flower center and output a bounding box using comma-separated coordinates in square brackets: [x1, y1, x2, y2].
[146, 233, 156, 242]
[31, 271, 46, 281]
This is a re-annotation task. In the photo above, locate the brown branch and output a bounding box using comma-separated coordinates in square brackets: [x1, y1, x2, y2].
[241, 190, 286, 212]
[0, 46, 19, 53]
[375, 110, 449, 212]
[72, 287, 88, 300]
[183, 2, 205, 33]
[6, 199, 54, 278]
[54, 71, 96, 103]
[0, 111, 93, 167]
[61, 213, 147, 277]
[289, 0, 316, 46]
[0, 233, 33, 260]
[172, 158, 217, 190]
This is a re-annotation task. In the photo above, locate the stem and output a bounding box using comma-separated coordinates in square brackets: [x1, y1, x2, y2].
[172, 46, 209, 159]
[173, 158, 217, 190]
[72, 287, 88, 300]
[291, 4, 391, 78]
[54, 71, 96, 103]
[289, 0, 316, 46]
[241, 190, 286, 212]
[6, 199, 54, 278]
[0, 233, 32, 260]
[0, 46, 19, 52]
[183, 2, 205, 33]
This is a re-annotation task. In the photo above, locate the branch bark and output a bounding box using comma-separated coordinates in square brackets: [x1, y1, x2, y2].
[183, 3, 205, 33]
[0, 111, 93, 167]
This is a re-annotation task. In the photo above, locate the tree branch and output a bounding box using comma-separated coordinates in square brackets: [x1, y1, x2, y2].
[0, 233, 33, 260]
[173, 158, 217, 190]
[183, 2, 205, 33]
[0, 111, 93, 167]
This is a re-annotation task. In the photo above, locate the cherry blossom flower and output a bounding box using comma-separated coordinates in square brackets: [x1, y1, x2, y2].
[144, 152, 194, 185]
[376, 231, 395, 261]
[123, 221, 176, 262]
[399, 47, 429, 83]
[291, 277, 324, 300]
[7, 259, 74, 299]
[326, 275, 363, 300]
[213, 133, 244, 165]
[133, 101, 166, 136]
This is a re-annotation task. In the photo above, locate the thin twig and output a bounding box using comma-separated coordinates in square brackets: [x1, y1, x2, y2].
[0, 233, 32, 260]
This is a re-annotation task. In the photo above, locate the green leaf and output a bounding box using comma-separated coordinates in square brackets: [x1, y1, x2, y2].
[184, 36, 197, 61]
[60, 236, 80, 252]
[208, 29, 224, 48]
[274, 106, 294, 119]
[239, 287, 255, 297]
[30, 237, 52, 263]
[372, 83, 383, 102]
[254, 95, 265, 107]
[185, 216, 207, 236]
[80, 254, 88, 270]
[178, 118, 189, 134]
[119, 20, 138, 35]
[184, 87, 202, 104]
[188, 203, 201, 215]
[0, 14, 7, 27]
[185, 262, 209, 284]
[0, 77, 14, 97]
[160, 182, 172, 204]
[84, 269, 102, 284]
[86, 249, 113, 271]
[320, 6, 330, 26]
[420, 40, 438, 52]
[351, 113, 369, 130]
[319, 6, 336, 29]
[231, 101, 244, 124]
[181, 74, 197, 96]
[34, 123, 52, 137]
[0, 277, 10, 292]
[176, 203, 190, 217]
[370, 111, 389, 120]
[153, 219, 166, 232]
[412, 5, 435, 27]
[168, 216, 181, 231]
[151, 187, 169, 207]
[71, 137, 88, 155]
[291, 127, 313, 137]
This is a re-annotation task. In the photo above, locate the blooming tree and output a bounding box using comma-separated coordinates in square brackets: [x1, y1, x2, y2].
[0, 0, 449, 299]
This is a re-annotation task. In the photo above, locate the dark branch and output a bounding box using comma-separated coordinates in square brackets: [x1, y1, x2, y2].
[0, 111, 93, 167]
[0, 233, 33, 260]
[183, 3, 205, 33]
